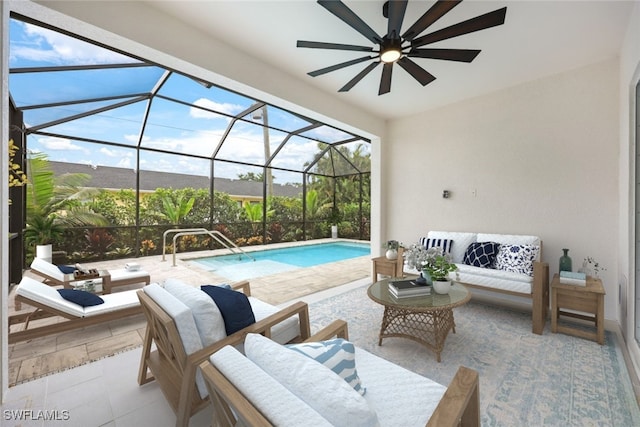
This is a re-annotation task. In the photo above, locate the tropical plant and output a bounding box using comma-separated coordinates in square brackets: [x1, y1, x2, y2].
[161, 193, 195, 225]
[24, 152, 107, 250]
[8, 138, 27, 205]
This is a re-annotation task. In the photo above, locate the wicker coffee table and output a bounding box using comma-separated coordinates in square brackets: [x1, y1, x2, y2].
[367, 277, 470, 362]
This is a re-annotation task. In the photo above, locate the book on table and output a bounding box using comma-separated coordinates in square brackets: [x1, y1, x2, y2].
[388, 280, 431, 297]
[559, 271, 587, 286]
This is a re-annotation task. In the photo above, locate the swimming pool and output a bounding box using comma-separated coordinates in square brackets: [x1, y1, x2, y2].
[191, 241, 370, 281]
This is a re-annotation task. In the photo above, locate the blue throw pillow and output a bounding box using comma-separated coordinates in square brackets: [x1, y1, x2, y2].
[58, 289, 104, 307]
[463, 242, 501, 268]
[200, 285, 255, 335]
[57, 265, 76, 274]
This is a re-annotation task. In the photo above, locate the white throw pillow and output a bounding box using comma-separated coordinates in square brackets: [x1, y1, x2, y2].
[163, 278, 226, 346]
[244, 333, 379, 427]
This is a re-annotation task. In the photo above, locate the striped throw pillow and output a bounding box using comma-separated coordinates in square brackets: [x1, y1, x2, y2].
[287, 338, 366, 396]
[419, 237, 453, 254]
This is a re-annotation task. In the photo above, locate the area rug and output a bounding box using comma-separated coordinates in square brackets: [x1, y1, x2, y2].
[308, 284, 640, 426]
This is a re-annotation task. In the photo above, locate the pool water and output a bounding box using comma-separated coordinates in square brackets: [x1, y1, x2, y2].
[192, 241, 370, 281]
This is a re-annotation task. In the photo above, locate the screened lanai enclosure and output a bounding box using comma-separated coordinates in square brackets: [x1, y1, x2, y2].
[7, 14, 371, 278]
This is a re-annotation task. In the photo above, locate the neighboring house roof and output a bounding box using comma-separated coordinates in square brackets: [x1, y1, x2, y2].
[49, 161, 302, 198]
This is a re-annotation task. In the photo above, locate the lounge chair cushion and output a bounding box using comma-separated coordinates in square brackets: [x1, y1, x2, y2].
[16, 276, 140, 318]
[58, 289, 104, 307]
[163, 278, 226, 347]
[210, 345, 333, 427]
[201, 285, 256, 335]
[244, 333, 379, 427]
[31, 257, 68, 282]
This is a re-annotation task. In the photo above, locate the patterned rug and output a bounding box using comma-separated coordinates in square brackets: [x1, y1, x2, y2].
[308, 284, 640, 426]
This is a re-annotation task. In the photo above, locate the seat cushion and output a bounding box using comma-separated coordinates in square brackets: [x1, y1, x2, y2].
[248, 297, 301, 345]
[427, 231, 477, 263]
[245, 333, 379, 427]
[163, 278, 226, 346]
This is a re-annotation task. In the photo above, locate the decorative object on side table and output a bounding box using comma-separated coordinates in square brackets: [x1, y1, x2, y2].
[559, 248, 572, 272]
[383, 240, 401, 260]
[579, 256, 606, 278]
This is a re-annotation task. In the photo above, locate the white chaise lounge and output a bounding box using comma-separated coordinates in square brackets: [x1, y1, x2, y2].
[9, 276, 141, 343]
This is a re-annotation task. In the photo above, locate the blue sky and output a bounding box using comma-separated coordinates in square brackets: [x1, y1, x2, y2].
[9, 19, 370, 185]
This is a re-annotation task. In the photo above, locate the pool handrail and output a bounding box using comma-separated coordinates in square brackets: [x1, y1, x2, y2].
[162, 228, 256, 266]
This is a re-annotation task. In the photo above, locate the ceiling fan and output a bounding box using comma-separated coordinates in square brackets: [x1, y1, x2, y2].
[297, 0, 507, 95]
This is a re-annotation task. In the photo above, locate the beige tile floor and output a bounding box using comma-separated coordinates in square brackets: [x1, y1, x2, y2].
[8, 239, 371, 386]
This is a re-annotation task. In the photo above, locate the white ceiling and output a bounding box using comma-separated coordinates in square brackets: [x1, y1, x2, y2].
[148, 1, 634, 120]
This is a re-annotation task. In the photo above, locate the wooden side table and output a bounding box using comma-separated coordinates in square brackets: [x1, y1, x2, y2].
[551, 273, 605, 344]
[372, 247, 404, 280]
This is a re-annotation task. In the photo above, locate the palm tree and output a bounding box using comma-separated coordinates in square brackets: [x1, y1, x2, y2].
[24, 152, 107, 251]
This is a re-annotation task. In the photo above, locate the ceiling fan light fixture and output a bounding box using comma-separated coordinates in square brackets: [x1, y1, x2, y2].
[380, 47, 401, 63]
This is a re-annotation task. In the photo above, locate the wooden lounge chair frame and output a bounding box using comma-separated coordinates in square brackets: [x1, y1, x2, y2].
[136, 280, 312, 427]
[200, 320, 480, 427]
[9, 287, 142, 344]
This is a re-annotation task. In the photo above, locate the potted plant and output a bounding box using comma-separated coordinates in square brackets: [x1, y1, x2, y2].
[328, 207, 341, 239]
[383, 240, 401, 260]
[422, 248, 458, 294]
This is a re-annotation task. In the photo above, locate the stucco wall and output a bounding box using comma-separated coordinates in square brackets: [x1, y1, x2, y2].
[386, 59, 620, 320]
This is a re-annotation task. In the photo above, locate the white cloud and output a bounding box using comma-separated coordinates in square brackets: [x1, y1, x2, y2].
[190, 98, 243, 119]
[12, 22, 136, 65]
[37, 136, 82, 151]
[116, 157, 132, 168]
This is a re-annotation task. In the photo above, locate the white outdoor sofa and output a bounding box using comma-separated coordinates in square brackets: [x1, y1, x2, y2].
[408, 231, 550, 334]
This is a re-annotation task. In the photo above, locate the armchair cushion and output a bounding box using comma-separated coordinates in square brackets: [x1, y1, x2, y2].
[201, 285, 256, 335]
[244, 333, 379, 427]
[287, 338, 366, 396]
[164, 278, 226, 346]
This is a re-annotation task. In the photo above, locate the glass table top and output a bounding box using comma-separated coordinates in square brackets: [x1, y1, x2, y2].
[368, 276, 470, 310]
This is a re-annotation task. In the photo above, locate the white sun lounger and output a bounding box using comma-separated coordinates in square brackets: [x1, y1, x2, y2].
[30, 257, 150, 294]
[9, 276, 142, 344]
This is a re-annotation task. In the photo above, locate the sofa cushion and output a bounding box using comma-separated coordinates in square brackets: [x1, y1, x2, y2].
[249, 297, 301, 345]
[463, 241, 500, 268]
[427, 231, 477, 263]
[163, 278, 226, 347]
[477, 233, 541, 261]
[287, 338, 366, 396]
[245, 333, 379, 427]
[210, 346, 333, 427]
[201, 285, 256, 335]
[495, 244, 540, 276]
[418, 237, 453, 255]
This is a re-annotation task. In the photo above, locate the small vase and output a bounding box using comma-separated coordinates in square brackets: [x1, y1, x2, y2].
[433, 280, 452, 294]
[559, 248, 572, 272]
[385, 249, 398, 260]
[421, 269, 433, 286]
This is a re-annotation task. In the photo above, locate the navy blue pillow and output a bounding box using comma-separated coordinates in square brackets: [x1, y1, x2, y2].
[201, 285, 255, 335]
[58, 265, 76, 274]
[463, 242, 501, 268]
[58, 289, 104, 307]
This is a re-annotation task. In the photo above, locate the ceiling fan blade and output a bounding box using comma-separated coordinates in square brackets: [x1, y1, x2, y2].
[297, 40, 374, 52]
[378, 63, 393, 95]
[397, 57, 436, 86]
[386, 0, 408, 39]
[308, 56, 374, 77]
[339, 62, 379, 92]
[411, 7, 507, 48]
[402, 0, 462, 41]
[408, 48, 481, 62]
[318, 0, 381, 44]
